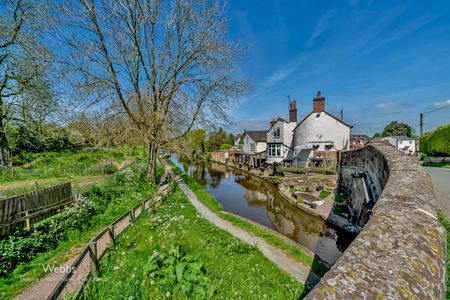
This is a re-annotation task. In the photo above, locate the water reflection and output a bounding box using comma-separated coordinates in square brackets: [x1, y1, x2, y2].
[172, 155, 354, 265]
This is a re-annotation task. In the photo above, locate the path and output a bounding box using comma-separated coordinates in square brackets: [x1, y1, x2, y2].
[13, 166, 171, 300]
[425, 167, 450, 219]
[172, 172, 320, 287]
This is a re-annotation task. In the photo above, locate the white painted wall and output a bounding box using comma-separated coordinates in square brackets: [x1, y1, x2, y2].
[381, 137, 416, 154]
[243, 134, 266, 153]
[293, 112, 351, 153]
[266, 120, 296, 163]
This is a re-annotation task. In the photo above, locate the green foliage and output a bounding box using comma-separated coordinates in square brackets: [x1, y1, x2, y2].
[0, 149, 125, 182]
[205, 128, 228, 152]
[372, 132, 382, 138]
[318, 190, 331, 200]
[7, 125, 78, 155]
[381, 121, 414, 138]
[420, 124, 450, 156]
[333, 193, 344, 202]
[82, 189, 304, 299]
[219, 143, 231, 150]
[166, 159, 325, 276]
[0, 163, 154, 279]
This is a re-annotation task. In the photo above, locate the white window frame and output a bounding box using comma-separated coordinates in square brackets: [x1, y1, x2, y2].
[267, 144, 282, 157]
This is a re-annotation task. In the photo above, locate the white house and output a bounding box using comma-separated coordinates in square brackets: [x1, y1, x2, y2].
[266, 100, 298, 164]
[243, 131, 267, 153]
[293, 92, 352, 163]
[381, 136, 416, 154]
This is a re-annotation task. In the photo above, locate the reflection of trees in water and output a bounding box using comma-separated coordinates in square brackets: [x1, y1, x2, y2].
[176, 155, 354, 258]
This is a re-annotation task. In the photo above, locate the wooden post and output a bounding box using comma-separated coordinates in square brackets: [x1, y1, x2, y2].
[108, 225, 115, 245]
[88, 242, 98, 278]
[25, 211, 31, 230]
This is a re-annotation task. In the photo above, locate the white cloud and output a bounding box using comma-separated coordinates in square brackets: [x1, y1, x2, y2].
[374, 102, 405, 110]
[433, 99, 450, 108]
[307, 9, 337, 47]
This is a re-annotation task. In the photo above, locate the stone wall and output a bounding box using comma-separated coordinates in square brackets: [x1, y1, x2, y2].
[306, 145, 447, 299]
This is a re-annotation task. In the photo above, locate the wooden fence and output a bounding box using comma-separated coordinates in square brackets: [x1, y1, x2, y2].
[48, 172, 174, 300]
[0, 182, 74, 236]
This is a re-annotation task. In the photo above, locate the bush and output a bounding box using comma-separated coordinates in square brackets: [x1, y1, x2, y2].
[219, 143, 231, 150]
[0, 163, 151, 277]
[420, 124, 450, 156]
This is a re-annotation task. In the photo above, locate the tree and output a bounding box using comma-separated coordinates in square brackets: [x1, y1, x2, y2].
[206, 128, 228, 151]
[49, 0, 246, 181]
[372, 132, 382, 138]
[0, 0, 50, 165]
[420, 124, 450, 156]
[382, 121, 414, 138]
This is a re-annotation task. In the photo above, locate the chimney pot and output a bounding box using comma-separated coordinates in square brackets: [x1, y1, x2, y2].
[313, 91, 325, 113]
[289, 99, 298, 123]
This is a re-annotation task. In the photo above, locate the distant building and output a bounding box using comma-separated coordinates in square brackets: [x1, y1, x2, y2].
[351, 134, 369, 149]
[380, 136, 416, 154]
[266, 100, 298, 164]
[243, 131, 267, 153]
[293, 92, 352, 156]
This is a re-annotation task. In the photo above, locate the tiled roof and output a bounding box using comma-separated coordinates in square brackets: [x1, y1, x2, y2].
[247, 130, 267, 142]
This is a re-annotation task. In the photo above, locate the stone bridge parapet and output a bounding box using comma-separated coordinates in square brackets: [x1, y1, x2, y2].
[307, 145, 447, 299]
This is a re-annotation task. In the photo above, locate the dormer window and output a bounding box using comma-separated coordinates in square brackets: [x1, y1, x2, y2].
[273, 127, 281, 138]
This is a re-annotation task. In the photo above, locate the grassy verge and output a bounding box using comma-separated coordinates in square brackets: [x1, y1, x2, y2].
[82, 188, 305, 299]
[422, 162, 450, 168]
[0, 149, 131, 183]
[438, 212, 450, 299]
[167, 159, 328, 277]
[0, 162, 163, 299]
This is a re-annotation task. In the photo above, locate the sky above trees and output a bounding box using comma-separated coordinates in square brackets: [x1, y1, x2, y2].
[225, 0, 450, 135]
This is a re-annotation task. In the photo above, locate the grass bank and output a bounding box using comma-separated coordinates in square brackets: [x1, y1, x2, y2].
[0, 149, 130, 183]
[0, 162, 163, 299]
[82, 188, 305, 299]
[438, 212, 450, 299]
[166, 159, 328, 277]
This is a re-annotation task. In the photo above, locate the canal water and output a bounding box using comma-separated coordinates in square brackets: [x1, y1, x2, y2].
[172, 156, 354, 265]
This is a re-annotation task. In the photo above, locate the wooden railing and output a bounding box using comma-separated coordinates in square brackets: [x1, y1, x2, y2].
[0, 182, 74, 236]
[48, 174, 174, 300]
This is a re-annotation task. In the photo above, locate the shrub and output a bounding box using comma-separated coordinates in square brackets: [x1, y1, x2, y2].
[219, 143, 231, 150]
[420, 124, 450, 156]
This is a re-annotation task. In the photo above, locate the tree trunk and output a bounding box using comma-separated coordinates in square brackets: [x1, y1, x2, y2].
[0, 109, 11, 166]
[147, 140, 158, 183]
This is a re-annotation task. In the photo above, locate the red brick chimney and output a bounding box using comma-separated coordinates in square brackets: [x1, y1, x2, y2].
[289, 100, 297, 123]
[269, 118, 276, 128]
[313, 91, 325, 113]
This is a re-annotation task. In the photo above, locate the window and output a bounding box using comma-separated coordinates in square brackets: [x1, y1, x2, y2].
[272, 127, 281, 138]
[250, 143, 256, 151]
[267, 144, 282, 157]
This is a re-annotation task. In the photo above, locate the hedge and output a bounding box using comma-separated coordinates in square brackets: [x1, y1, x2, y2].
[420, 124, 450, 156]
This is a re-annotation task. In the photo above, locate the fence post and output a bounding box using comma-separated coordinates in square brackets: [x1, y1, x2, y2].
[25, 211, 31, 230]
[88, 242, 98, 278]
[108, 225, 115, 245]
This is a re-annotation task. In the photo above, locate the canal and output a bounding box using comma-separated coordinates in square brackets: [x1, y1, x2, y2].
[171, 156, 354, 265]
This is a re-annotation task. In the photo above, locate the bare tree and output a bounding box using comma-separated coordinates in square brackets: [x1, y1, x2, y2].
[0, 0, 49, 165]
[49, 0, 247, 180]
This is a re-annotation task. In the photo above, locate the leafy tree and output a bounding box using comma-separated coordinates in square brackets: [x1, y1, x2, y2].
[372, 132, 382, 138]
[382, 121, 414, 137]
[206, 128, 228, 151]
[420, 124, 450, 156]
[220, 143, 231, 150]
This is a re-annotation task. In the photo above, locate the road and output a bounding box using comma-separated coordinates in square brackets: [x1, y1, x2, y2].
[425, 167, 450, 219]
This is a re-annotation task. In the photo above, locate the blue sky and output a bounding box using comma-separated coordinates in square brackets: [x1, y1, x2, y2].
[225, 0, 450, 136]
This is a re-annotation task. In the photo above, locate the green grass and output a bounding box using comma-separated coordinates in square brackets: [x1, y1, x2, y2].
[167, 159, 328, 277]
[422, 162, 450, 169]
[82, 188, 305, 299]
[0, 163, 158, 300]
[0, 149, 128, 183]
[438, 212, 450, 299]
[318, 190, 331, 200]
[333, 193, 344, 202]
